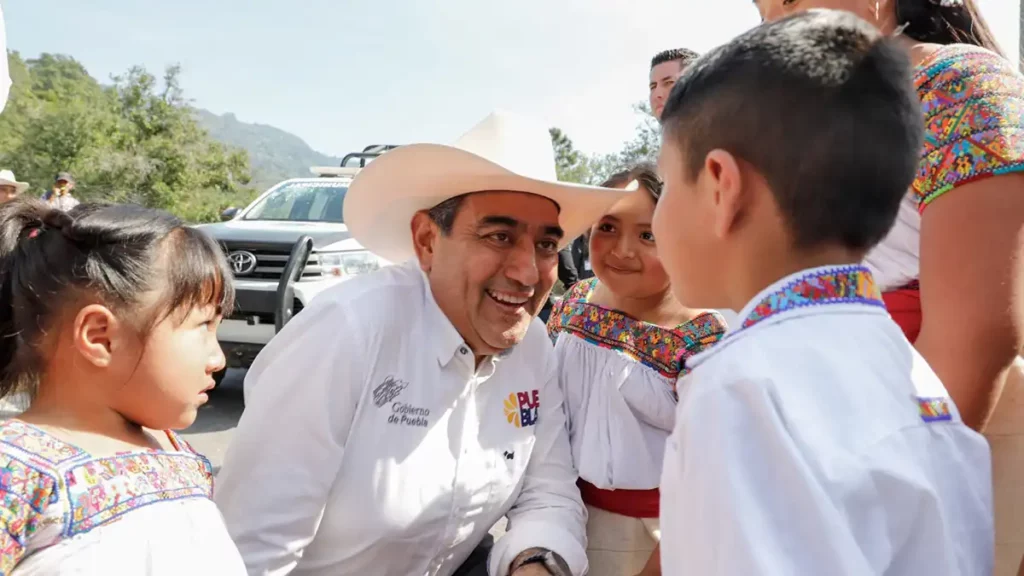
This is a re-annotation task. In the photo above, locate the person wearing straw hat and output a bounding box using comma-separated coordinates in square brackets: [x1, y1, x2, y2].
[216, 110, 633, 576]
[0, 170, 29, 203]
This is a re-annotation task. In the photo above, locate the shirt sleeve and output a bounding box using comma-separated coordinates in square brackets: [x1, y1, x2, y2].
[913, 49, 1024, 212]
[488, 348, 588, 576]
[0, 456, 58, 575]
[660, 378, 872, 575]
[214, 297, 364, 576]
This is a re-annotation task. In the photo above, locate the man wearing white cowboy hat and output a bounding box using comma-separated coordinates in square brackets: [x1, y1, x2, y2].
[0, 170, 29, 203]
[216, 110, 633, 576]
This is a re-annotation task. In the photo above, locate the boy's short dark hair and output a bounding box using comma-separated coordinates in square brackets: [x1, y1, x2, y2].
[660, 9, 923, 252]
[651, 48, 700, 70]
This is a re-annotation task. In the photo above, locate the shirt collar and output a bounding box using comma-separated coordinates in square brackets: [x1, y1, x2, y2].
[735, 264, 885, 331]
[419, 269, 518, 369]
[686, 264, 886, 369]
[420, 270, 472, 367]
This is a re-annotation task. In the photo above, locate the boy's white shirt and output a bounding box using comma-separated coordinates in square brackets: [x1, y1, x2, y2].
[660, 265, 993, 576]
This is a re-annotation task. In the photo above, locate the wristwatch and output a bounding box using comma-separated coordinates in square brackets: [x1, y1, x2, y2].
[511, 549, 572, 576]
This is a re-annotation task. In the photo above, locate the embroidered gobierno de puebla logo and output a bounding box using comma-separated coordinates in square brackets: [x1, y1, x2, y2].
[374, 376, 430, 428]
[373, 376, 408, 408]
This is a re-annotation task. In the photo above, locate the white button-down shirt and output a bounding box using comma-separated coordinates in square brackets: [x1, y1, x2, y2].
[215, 261, 587, 576]
[660, 265, 993, 576]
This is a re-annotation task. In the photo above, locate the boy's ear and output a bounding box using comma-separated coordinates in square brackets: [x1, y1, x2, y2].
[704, 149, 745, 239]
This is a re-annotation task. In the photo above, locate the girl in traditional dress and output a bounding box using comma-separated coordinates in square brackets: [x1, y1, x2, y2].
[547, 165, 727, 576]
[0, 199, 245, 574]
[751, 1, 1024, 573]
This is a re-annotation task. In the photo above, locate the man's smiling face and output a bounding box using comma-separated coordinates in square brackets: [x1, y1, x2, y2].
[412, 191, 563, 356]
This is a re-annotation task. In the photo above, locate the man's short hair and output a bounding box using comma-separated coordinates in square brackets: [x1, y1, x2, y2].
[661, 9, 923, 252]
[651, 48, 700, 70]
[426, 195, 466, 235]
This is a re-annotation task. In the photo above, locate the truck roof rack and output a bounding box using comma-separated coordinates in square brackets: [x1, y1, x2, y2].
[310, 166, 361, 178]
[339, 144, 401, 168]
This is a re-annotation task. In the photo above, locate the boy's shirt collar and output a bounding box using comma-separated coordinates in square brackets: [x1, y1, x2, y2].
[686, 264, 887, 370]
[736, 264, 885, 331]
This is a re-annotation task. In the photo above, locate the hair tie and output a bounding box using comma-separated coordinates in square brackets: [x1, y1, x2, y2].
[26, 227, 41, 239]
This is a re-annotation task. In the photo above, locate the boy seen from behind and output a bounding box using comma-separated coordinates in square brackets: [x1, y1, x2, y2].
[653, 9, 993, 575]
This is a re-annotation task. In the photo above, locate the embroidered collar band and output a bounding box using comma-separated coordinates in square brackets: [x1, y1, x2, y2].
[735, 264, 886, 334]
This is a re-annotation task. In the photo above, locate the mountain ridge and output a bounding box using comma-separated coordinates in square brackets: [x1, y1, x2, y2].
[193, 109, 342, 190]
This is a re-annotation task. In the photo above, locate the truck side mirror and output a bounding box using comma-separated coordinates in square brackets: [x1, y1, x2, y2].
[221, 207, 239, 221]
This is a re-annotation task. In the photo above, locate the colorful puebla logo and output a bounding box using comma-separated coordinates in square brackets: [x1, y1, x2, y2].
[504, 390, 540, 428]
[917, 396, 952, 423]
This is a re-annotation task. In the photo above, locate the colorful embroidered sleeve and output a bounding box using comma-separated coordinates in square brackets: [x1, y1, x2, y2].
[913, 46, 1024, 211]
[0, 457, 58, 574]
[546, 278, 595, 342]
[546, 298, 566, 343]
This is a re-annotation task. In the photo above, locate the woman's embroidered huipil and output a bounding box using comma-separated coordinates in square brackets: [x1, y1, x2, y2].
[548, 279, 727, 501]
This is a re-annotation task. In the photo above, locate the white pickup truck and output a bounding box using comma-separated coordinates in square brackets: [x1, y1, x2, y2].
[196, 147, 395, 383]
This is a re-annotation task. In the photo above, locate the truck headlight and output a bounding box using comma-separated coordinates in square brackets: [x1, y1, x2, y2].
[313, 251, 382, 277]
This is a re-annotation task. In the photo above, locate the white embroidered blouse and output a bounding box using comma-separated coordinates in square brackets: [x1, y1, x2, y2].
[0, 419, 245, 575]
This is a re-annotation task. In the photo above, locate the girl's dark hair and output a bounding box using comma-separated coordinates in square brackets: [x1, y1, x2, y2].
[0, 199, 235, 397]
[896, 0, 1003, 55]
[601, 163, 663, 202]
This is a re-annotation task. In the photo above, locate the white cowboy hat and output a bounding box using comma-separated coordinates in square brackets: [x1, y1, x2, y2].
[343, 110, 633, 263]
[0, 170, 29, 194]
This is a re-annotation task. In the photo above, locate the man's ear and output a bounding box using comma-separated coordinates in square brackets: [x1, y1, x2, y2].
[410, 212, 438, 272]
[704, 149, 745, 240]
[72, 304, 121, 368]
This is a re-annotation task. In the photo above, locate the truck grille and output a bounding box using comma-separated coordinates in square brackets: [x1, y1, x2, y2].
[219, 242, 322, 282]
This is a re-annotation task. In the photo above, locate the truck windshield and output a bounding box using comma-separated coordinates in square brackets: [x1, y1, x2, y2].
[243, 181, 348, 223]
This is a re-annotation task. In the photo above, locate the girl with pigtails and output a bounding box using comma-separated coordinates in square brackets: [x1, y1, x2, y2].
[0, 199, 245, 574]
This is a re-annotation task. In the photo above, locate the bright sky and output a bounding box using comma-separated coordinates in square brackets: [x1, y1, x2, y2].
[4, 0, 1021, 158]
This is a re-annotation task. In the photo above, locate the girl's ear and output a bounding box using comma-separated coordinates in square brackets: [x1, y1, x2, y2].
[72, 304, 121, 368]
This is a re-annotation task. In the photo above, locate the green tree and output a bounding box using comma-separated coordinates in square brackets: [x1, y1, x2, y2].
[550, 127, 594, 184]
[549, 103, 662, 188]
[616, 102, 660, 167]
[0, 53, 256, 222]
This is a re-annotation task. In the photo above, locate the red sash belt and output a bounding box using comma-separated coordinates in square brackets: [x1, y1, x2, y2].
[882, 280, 921, 343]
[577, 478, 660, 519]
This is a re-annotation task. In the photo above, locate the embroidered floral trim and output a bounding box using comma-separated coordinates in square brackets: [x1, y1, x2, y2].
[0, 419, 216, 570]
[548, 279, 727, 377]
[913, 45, 1024, 210]
[0, 454, 60, 574]
[67, 452, 214, 536]
[740, 265, 885, 331]
[0, 422, 83, 466]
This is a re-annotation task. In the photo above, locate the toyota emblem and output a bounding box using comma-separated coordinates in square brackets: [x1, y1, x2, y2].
[228, 251, 257, 276]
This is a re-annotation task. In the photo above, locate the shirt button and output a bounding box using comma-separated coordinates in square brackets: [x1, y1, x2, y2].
[459, 347, 468, 355]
